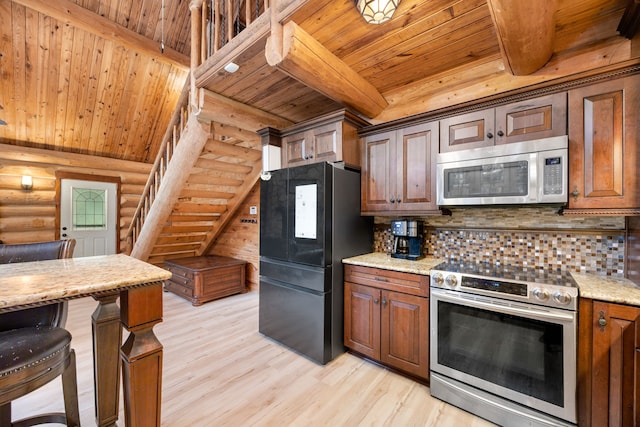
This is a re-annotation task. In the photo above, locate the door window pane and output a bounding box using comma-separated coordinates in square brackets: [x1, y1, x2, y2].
[72, 188, 107, 230]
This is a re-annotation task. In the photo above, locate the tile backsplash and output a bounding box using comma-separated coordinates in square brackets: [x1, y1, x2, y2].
[374, 207, 626, 277]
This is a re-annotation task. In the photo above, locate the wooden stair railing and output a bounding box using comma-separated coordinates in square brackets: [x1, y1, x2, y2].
[199, 0, 270, 61]
[125, 81, 191, 253]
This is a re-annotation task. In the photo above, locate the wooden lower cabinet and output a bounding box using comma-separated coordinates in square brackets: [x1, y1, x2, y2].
[578, 298, 640, 426]
[344, 265, 429, 380]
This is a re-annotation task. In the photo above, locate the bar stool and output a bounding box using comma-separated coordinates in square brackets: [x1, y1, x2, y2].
[0, 240, 80, 426]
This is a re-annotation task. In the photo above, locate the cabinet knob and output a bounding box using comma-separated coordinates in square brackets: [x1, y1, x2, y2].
[598, 310, 607, 331]
[497, 130, 504, 137]
[390, 198, 395, 203]
[381, 298, 387, 307]
[487, 132, 494, 139]
[374, 298, 379, 304]
[571, 186, 580, 202]
[308, 154, 313, 159]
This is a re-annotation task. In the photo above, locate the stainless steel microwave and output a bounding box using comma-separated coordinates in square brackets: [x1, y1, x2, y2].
[436, 136, 568, 206]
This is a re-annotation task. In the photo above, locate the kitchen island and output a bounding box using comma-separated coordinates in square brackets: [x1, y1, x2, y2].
[0, 254, 172, 427]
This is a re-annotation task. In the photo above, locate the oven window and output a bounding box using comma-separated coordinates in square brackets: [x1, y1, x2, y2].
[437, 301, 563, 406]
[443, 161, 529, 199]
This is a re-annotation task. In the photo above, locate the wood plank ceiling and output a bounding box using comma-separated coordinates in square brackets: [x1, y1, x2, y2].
[0, 0, 636, 165]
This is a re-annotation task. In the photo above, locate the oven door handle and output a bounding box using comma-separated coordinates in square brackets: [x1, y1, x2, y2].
[432, 289, 575, 323]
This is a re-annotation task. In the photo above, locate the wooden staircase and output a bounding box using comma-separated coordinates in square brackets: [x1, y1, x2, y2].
[127, 0, 300, 264]
[145, 125, 263, 265]
[127, 83, 290, 265]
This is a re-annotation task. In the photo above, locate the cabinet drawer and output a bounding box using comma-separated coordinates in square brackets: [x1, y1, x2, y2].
[165, 271, 192, 287]
[345, 264, 429, 297]
[164, 279, 194, 298]
[166, 265, 194, 281]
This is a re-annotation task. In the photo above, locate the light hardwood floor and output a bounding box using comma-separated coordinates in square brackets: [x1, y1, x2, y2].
[12, 291, 496, 426]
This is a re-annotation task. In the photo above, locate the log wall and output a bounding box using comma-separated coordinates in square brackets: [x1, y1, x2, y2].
[0, 144, 152, 251]
[207, 182, 260, 290]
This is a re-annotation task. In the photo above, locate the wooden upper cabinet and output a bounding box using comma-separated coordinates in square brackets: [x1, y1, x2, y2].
[495, 92, 567, 145]
[362, 122, 439, 215]
[282, 132, 309, 167]
[567, 75, 640, 212]
[282, 122, 339, 167]
[440, 92, 567, 152]
[362, 130, 395, 213]
[578, 298, 640, 427]
[440, 109, 494, 152]
[280, 110, 368, 169]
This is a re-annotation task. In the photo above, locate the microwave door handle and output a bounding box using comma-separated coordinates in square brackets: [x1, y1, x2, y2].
[433, 290, 575, 323]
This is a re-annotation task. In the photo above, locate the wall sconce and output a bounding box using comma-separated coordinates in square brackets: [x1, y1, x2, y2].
[356, 0, 401, 24]
[21, 175, 33, 191]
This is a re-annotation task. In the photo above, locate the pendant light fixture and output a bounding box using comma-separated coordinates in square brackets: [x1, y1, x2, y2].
[356, 0, 402, 24]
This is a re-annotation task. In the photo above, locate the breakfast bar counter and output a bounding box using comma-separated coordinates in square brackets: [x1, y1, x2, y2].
[0, 254, 172, 427]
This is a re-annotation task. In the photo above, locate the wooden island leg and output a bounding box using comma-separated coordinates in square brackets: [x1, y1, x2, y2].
[119, 283, 164, 427]
[92, 293, 122, 427]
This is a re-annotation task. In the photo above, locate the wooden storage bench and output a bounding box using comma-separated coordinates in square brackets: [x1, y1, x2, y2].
[163, 256, 247, 306]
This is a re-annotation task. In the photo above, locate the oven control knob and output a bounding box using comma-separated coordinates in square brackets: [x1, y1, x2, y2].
[432, 273, 444, 286]
[532, 288, 549, 301]
[553, 291, 572, 305]
[445, 275, 458, 288]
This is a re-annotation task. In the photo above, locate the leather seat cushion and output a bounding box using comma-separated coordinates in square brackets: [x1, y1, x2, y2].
[0, 327, 71, 375]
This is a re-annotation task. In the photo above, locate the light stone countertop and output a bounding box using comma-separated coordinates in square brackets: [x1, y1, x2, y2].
[342, 252, 443, 275]
[571, 272, 640, 306]
[343, 252, 640, 306]
[0, 254, 172, 311]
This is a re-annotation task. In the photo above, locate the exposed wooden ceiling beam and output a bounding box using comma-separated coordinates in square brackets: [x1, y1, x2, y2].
[198, 89, 293, 131]
[265, 21, 388, 119]
[618, 0, 640, 39]
[486, 0, 558, 76]
[12, 0, 190, 70]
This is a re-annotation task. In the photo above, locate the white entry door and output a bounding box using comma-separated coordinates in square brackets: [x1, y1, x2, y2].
[60, 179, 118, 257]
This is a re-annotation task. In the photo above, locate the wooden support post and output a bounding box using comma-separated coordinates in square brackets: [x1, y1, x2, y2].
[92, 293, 122, 427]
[120, 284, 164, 427]
[190, 0, 204, 70]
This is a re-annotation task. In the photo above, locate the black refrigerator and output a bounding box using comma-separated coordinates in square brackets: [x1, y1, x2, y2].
[259, 162, 373, 364]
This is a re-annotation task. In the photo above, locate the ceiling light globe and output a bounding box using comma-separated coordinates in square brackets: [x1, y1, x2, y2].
[356, 0, 400, 24]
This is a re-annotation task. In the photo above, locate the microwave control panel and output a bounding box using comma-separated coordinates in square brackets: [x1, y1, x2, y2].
[543, 156, 563, 195]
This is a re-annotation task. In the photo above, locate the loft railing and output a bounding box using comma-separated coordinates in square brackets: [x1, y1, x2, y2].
[125, 81, 191, 251]
[199, 0, 269, 60]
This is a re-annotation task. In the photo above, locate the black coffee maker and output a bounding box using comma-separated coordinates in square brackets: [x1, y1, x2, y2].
[390, 220, 424, 260]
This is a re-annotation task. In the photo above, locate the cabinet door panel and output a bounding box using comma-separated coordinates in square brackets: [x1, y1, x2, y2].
[312, 123, 339, 163]
[440, 109, 494, 152]
[568, 75, 640, 209]
[591, 301, 640, 427]
[283, 133, 309, 167]
[362, 132, 395, 212]
[380, 290, 429, 379]
[495, 92, 567, 145]
[398, 123, 438, 211]
[344, 282, 381, 359]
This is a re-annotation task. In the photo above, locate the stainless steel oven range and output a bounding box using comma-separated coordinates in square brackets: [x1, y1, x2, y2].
[429, 262, 578, 427]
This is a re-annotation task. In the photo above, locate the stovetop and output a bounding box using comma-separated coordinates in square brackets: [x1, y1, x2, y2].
[431, 261, 578, 288]
[430, 261, 579, 310]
